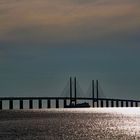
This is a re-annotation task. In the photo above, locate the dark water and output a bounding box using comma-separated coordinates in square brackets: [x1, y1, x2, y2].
[0, 108, 140, 140]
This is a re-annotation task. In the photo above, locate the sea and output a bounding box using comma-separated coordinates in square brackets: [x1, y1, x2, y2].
[0, 108, 140, 140]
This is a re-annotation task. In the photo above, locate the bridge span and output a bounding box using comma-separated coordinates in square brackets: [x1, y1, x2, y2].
[0, 97, 139, 110]
[0, 77, 139, 109]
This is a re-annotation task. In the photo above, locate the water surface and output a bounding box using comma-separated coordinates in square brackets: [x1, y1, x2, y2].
[0, 108, 140, 140]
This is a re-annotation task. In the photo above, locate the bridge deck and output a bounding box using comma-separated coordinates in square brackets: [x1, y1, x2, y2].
[0, 97, 140, 103]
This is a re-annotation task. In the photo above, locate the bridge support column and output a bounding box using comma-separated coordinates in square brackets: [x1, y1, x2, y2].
[29, 100, 33, 109]
[116, 100, 119, 107]
[56, 99, 59, 108]
[101, 100, 103, 107]
[111, 100, 114, 107]
[106, 100, 109, 107]
[38, 99, 42, 109]
[20, 100, 23, 109]
[126, 101, 129, 107]
[47, 99, 51, 108]
[64, 99, 67, 108]
[130, 101, 133, 107]
[0, 100, 2, 110]
[97, 101, 99, 107]
[92, 100, 95, 108]
[135, 102, 138, 107]
[121, 101, 124, 107]
[9, 100, 13, 109]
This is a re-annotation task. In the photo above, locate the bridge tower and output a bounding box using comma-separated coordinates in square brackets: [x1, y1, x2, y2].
[70, 77, 72, 105]
[96, 80, 99, 107]
[74, 77, 77, 106]
[92, 80, 94, 107]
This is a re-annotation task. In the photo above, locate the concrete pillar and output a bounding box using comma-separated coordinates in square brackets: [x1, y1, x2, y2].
[29, 100, 33, 109]
[0, 100, 2, 110]
[135, 102, 138, 107]
[64, 99, 67, 108]
[126, 101, 129, 107]
[121, 101, 124, 107]
[97, 100, 99, 107]
[9, 100, 13, 109]
[38, 99, 42, 109]
[20, 100, 23, 109]
[116, 100, 119, 107]
[111, 100, 114, 107]
[106, 100, 109, 107]
[130, 101, 133, 107]
[47, 99, 51, 108]
[92, 100, 95, 108]
[101, 100, 104, 107]
[56, 99, 59, 108]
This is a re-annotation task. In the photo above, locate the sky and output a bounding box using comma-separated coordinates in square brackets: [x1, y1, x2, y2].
[0, 0, 140, 100]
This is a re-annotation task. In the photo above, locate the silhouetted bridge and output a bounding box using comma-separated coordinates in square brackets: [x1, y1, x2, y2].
[0, 77, 139, 109]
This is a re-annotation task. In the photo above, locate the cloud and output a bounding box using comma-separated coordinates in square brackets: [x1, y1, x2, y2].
[0, 0, 140, 44]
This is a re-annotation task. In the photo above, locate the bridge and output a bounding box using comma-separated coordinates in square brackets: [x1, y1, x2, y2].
[0, 77, 140, 109]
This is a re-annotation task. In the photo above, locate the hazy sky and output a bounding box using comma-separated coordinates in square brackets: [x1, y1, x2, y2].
[0, 0, 140, 99]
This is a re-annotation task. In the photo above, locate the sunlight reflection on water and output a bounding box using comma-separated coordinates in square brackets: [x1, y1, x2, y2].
[0, 108, 140, 140]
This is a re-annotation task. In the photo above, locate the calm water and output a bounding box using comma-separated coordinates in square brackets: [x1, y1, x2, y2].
[0, 108, 140, 140]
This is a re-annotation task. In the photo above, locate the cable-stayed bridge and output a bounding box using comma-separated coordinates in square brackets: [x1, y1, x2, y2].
[0, 77, 140, 110]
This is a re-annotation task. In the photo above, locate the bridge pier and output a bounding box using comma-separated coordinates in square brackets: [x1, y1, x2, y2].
[111, 100, 114, 107]
[29, 100, 33, 109]
[116, 100, 119, 107]
[9, 100, 13, 109]
[135, 102, 138, 107]
[130, 101, 133, 107]
[64, 99, 67, 108]
[121, 101, 124, 107]
[56, 99, 59, 108]
[20, 100, 23, 109]
[92, 100, 95, 108]
[100, 100, 104, 107]
[38, 99, 42, 109]
[97, 100, 99, 107]
[0, 100, 2, 110]
[47, 99, 51, 108]
[126, 101, 129, 107]
[106, 100, 109, 107]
